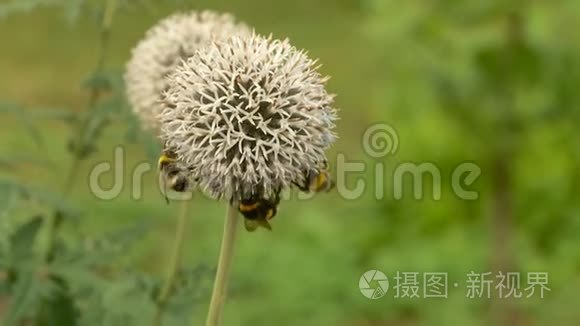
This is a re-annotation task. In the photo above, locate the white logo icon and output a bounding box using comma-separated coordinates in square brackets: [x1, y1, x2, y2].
[359, 269, 389, 299]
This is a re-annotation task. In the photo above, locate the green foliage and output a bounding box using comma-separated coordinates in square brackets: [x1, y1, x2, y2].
[9, 215, 43, 261]
[0, 179, 78, 218]
[0, 1, 177, 325]
[360, 0, 580, 323]
[0, 0, 578, 325]
[68, 71, 129, 160]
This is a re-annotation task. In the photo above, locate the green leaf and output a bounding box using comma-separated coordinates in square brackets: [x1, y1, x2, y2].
[82, 72, 112, 93]
[101, 276, 156, 322]
[49, 264, 107, 294]
[68, 70, 128, 159]
[24, 188, 80, 219]
[37, 277, 78, 326]
[0, 178, 79, 218]
[163, 265, 214, 317]
[10, 215, 43, 259]
[76, 220, 151, 266]
[2, 272, 38, 326]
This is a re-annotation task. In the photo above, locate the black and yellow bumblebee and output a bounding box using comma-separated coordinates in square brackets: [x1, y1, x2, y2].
[293, 160, 335, 193]
[158, 150, 193, 204]
[233, 187, 282, 232]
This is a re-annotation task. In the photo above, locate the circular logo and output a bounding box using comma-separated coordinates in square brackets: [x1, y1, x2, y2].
[362, 123, 399, 158]
[359, 269, 389, 299]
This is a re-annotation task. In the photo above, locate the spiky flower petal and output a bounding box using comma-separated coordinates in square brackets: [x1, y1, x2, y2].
[125, 11, 251, 131]
[159, 34, 338, 200]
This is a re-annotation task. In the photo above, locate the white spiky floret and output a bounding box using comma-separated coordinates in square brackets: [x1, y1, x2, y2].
[125, 11, 251, 131]
[159, 34, 338, 200]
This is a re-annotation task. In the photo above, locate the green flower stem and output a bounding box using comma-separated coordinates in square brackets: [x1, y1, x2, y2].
[154, 199, 191, 326]
[41, 0, 117, 264]
[205, 203, 240, 326]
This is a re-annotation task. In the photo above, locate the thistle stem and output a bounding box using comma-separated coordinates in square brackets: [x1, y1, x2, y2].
[40, 214, 57, 263]
[41, 0, 117, 264]
[205, 204, 239, 326]
[154, 199, 191, 326]
[41, 159, 78, 261]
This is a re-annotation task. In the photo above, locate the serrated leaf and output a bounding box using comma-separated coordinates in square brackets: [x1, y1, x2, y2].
[81, 220, 151, 265]
[163, 265, 214, 315]
[2, 272, 39, 326]
[10, 215, 43, 260]
[0, 179, 79, 218]
[53, 219, 151, 271]
[101, 276, 156, 322]
[24, 188, 80, 219]
[70, 94, 124, 159]
[49, 264, 107, 293]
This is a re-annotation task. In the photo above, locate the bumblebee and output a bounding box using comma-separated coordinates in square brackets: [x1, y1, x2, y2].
[234, 187, 281, 232]
[158, 150, 192, 204]
[293, 160, 335, 193]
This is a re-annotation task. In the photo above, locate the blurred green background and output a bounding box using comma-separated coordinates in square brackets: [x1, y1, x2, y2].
[0, 0, 579, 325]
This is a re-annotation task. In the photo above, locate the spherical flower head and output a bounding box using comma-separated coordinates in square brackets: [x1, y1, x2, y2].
[159, 34, 338, 200]
[125, 11, 251, 131]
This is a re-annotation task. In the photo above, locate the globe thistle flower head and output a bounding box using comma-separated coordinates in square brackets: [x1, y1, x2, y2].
[125, 11, 251, 131]
[159, 34, 338, 200]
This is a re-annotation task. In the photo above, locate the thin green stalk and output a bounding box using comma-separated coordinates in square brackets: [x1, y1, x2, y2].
[40, 214, 57, 263]
[154, 199, 191, 326]
[205, 204, 240, 326]
[62, 156, 81, 196]
[41, 0, 117, 263]
[95, 0, 116, 74]
[41, 158, 79, 261]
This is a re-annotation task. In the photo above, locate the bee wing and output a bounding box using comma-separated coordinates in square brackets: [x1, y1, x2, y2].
[326, 178, 335, 192]
[158, 172, 170, 204]
[258, 220, 272, 231]
[244, 219, 259, 232]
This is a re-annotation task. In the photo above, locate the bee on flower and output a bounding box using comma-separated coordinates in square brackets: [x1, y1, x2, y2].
[158, 34, 338, 230]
